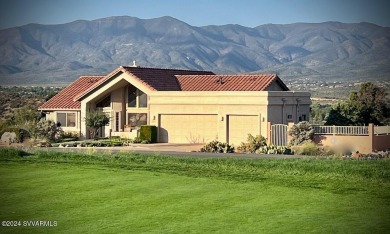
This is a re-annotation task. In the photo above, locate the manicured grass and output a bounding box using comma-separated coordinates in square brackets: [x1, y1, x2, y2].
[0, 148, 389, 233]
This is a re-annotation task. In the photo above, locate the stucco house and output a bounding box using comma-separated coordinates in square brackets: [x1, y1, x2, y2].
[39, 66, 311, 145]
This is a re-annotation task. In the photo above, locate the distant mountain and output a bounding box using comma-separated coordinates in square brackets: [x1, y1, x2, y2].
[0, 16, 389, 85]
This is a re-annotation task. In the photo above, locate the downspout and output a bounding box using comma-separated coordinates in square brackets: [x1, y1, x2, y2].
[296, 98, 301, 122]
[282, 98, 286, 124]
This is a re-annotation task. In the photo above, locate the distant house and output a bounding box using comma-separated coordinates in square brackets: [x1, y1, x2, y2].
[39, 66, 311, 145]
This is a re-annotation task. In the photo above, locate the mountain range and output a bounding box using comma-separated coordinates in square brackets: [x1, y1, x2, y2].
[0, 16, 389, 85]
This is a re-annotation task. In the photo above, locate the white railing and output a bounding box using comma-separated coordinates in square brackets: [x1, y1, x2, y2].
[313, 125, 368, 135]
[374, 126, 390, 135]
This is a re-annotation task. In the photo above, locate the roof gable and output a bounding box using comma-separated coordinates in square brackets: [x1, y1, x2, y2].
[176, 74, 289, 91]
[74, 66, 215, 101]
[39, 76, 105, 110]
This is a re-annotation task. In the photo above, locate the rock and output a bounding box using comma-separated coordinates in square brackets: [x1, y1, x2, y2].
[1, 132, 16, 143]
[352, 151, 362, 158]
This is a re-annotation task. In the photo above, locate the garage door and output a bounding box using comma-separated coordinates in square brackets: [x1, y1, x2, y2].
[228, 115, 259, 146]
[159, 114, 218, 143]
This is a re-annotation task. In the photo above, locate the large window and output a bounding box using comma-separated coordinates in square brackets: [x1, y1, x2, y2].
[96, 95, 111, 108]
[128, 86, 137, 107]
[57, 113, 76, 127]
[139, 90, 148, 107]
[128, 85, 147, 108]
[128, 113, 147, 127]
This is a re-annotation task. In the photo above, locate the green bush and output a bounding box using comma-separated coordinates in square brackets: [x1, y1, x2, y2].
[200, 140, 234, 153]
[139, 125, 157, 143]
[256, 145, 293, 155]
[288, 121, 314, 145]
[236, 134, 267, 153]
[61, 131, 79, 138]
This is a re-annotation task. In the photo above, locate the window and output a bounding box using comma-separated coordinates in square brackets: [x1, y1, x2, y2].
[139, 90, 148, 107]
[128, 113, 147, 127]
[128, 86, 137, 107]
[128, 85, 147, 108]
[302, 114, 307, 121]
[57, 113, 76, 127]
[96, 95, 111, 108]
[287, 114, 293, 120]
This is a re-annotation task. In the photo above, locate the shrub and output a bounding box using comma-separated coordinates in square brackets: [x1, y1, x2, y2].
[288, 121, 314, 145]
[256, 145, 293, 155]
[84, 111, 110, 139]
[200, 140, 234, 153]
[236, 134, 267, 153]
[139, 125, 157, 143]
[292, 141, 322, 156]
[132, 137, 143, 144]
[35, 120, 64, 142]
[62, 131, 80, 139]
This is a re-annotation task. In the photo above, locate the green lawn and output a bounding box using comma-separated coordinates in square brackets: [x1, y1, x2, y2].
[0, 148, 389, 233]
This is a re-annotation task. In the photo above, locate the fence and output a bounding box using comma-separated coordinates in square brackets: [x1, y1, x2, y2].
[313, 125, 368, 135]
[374, 126, 390, 135]
[268, 123, 390, 153]
[313, 124, 390, 153]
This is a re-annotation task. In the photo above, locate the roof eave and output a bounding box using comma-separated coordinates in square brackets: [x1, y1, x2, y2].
[73, 67, 124, 101]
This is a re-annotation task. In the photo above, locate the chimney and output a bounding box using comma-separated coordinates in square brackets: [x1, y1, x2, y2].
[132, 60, 137, 67]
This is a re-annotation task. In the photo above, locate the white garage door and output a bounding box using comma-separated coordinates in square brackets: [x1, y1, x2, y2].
[228, 115, 259, 146]
[159, 114, 218, 143]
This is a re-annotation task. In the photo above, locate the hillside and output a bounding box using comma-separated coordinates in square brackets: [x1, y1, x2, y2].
[0, 16, 389, 85]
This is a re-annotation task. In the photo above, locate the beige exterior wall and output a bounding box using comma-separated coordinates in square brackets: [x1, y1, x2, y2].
[314, 135, 373, 154]
[149, 91, 310, 144]
[228, 115, 260, 145]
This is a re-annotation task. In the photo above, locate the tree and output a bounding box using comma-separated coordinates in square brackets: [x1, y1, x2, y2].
[10, 105, 43, 138]
[326, 82, 390, 126]
[310, 104, 331, 125]
[84, 111, 110, 139]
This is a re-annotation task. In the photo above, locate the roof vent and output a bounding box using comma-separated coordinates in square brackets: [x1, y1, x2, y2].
[216, 77, 224, 84]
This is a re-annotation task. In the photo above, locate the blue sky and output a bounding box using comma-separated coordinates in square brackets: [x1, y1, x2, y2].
[0, 0, 389, 29]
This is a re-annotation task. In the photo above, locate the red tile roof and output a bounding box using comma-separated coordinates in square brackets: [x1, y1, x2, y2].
[39, 76, 105, 110]
[39, 66, 289, 110]
[122, 66, 215, 91]
[73, 66, 215, 101]
[176, 74, 289, 91]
